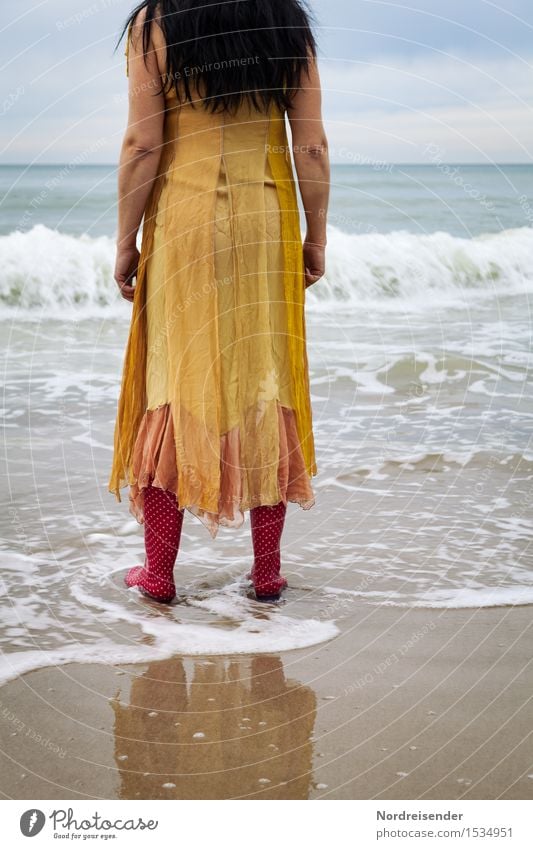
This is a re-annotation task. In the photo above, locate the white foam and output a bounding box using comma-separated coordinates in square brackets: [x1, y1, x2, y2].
[0, 604, 339, 686]
[320, 584, 533, 610]
[2, 223, 533, 319]
[310, 225, 533, 312]
[375, 586, 533, 609]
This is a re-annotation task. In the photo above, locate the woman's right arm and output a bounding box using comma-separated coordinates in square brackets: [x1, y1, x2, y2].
[287, 55, 330, 287]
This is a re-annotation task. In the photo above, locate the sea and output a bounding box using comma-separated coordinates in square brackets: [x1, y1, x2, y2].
[1, 162, 532, 682]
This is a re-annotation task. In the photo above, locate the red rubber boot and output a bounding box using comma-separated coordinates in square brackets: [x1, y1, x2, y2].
[248, 501, 289, 601]
[125, 483, 184, 603]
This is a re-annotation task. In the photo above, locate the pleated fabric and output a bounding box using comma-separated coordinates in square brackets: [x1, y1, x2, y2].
[108, 30, 317, 538]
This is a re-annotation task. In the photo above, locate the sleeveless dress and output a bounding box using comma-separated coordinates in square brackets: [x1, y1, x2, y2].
[108, 31, 317, 538]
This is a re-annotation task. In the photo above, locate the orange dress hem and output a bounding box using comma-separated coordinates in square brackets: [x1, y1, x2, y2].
[128, 401, 316, 538]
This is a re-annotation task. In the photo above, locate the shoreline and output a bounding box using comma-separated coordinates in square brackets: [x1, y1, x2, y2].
[0, 604, 531, 800]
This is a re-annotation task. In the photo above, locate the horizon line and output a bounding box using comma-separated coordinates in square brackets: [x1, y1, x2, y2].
[1, 161, 532, 168]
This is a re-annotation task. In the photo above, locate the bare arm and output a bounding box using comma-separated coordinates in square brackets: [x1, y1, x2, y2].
[287, 55, 330, 287]
[114, 9, 166, 300]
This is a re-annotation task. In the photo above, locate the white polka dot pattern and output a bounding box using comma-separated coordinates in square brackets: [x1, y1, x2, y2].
[248, 501, 288, 599]
[125, 483, 184, 602]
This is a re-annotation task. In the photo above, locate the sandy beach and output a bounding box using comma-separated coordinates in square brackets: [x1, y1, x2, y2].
[0, 603, 531, 800]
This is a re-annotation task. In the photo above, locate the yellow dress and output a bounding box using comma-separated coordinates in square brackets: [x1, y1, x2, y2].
[108, 31, 317, 538]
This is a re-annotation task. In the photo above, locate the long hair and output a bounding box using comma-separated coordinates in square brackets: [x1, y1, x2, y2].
[116, 0, 317, 114]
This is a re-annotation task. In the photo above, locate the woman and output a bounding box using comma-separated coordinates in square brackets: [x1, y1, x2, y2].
[108, 0, 330, 603]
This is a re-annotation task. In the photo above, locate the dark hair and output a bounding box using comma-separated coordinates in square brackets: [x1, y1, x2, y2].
[116, 0, 317, 114]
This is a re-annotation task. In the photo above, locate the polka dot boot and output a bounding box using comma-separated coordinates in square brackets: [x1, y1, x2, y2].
[248, 501, 288, 601]
[125, 483, 184, 603]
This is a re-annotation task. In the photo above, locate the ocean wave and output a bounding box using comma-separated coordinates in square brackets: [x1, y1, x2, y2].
[311, 224, 533, 311]
[0, 223, 532, 319]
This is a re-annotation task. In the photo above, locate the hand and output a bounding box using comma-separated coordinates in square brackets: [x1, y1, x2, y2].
[303, 239, 326, 288]
[114, 244, 140, 302]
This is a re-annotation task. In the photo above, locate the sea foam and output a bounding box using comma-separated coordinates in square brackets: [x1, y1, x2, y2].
[1, 223, 532, 319]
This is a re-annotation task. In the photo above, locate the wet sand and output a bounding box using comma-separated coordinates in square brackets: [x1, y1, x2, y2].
[0, 603, 531, 800]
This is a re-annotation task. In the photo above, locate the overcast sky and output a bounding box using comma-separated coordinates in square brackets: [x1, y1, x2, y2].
[1, 0, 532, 163]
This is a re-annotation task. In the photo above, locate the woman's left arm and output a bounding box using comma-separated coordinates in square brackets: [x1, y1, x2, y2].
[115, 9, 166, 302]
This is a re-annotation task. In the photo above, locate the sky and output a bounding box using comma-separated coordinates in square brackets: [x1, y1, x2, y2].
[1, 0, 532, 164]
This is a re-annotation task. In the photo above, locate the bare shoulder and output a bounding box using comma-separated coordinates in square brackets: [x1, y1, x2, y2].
[286, 53, 325, 146]
[128, 2, 167, 79]
[286, 53, 323, 124]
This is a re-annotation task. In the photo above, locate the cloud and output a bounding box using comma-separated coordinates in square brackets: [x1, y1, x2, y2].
[315, 0, 533, 60]
[320, 51, 533, 162]
[0, 1, 531, 162]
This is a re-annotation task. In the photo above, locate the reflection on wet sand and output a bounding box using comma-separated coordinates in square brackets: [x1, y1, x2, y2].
[111, 654, 317, 799]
